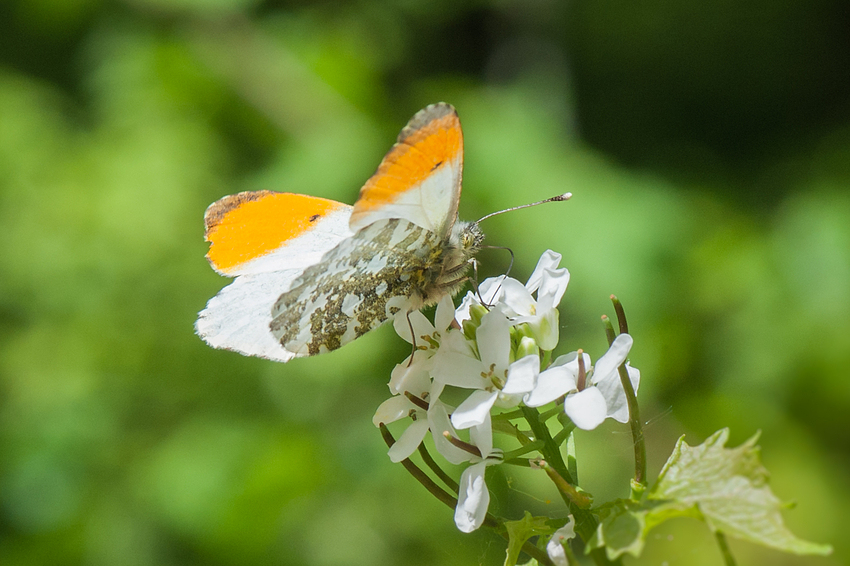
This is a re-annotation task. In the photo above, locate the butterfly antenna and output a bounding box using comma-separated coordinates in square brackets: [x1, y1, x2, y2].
[475, 192, 572, 224]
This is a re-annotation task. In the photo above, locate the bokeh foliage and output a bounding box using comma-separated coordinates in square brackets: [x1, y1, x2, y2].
[1, 0, 848, 564]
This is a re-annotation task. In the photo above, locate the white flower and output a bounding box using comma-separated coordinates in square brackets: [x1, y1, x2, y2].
[432, 309, 512, 425]
[518, 334, 640, 430]
[455, 250, 569, 351]
[373, 393, 431, 463]
[373, 395, 472, 464]
[389, 295, 456, 396]
[432, 310, 538, 445]
[453, 425, 503, 533]
[563, 334, 639, 430]
[546, 516, 576, 566]
[497, 250, 569, 350]
[515, 351, 584, 408]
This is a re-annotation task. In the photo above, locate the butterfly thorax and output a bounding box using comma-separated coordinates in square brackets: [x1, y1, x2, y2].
[421, 220, 483, 305]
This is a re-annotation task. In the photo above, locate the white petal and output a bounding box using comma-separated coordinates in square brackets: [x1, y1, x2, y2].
[454, 461, 490, 533]
[530, 307, 560, 351]
[372, 395, 413, 426]
[454, 291, 478, 324]
[438, 328, 475, 355]
[524, 365, 576, 407]
[389, 351, 433, 396]
[591, 333, 633, 384]
[455, 277, 503, 322]
[434, 294, 456, 332]
[469, 414, 493, 459]
[388, 418, 429, 462]
[452, 390, 498, 429]
[432, 350, 489, 389]
[392, 309, 435, 345]
[526, 250, 562, 293]
[537, 267, 570, 310]
[596, 362, 640, 423]
[546, 517, 576, 566]
[477, 310, 511, 372]
[477, 276, 506, 305]
[497, 277, 535, 317]
[627, 363, 640, 394]
[564, 388, 608, 430]
[502, 355, 539, 395]
[428, 400, 472, 465]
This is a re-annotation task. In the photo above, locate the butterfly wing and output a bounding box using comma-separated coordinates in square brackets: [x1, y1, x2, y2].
[196, 191, 352, 361]
[349, 103, 463, 238]
[203, 191, 353, 276]
[270, 218, 443, 356]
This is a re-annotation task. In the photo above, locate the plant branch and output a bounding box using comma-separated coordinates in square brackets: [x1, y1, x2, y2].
[714, 532, 738, 566]
[604, 301, 647, 487]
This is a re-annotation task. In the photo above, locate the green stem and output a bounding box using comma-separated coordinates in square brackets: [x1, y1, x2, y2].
[714, 532, 738, 566]
[604, 302, 647, 487]
[618, 361, 646, 486]
[520, 408, 621, 566]
[552, 419, 577, 447]
[566, 430, 578, 485]
[536, 459, 592, 509]
[501, 439, 546, 461]
[539, 404, 565, 423]
[521, 407, 572, 483]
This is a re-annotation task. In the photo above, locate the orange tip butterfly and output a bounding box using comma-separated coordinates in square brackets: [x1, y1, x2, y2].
[196, 103, 484, 362]
[195, 102, 570, 362]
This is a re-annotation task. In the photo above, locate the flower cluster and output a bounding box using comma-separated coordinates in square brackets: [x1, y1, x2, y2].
[373, 250, 640, 535]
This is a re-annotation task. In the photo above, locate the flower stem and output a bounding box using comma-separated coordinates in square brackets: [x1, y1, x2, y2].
[501, 439, 546, 461]
[610, 295, 629, 335]
[605, 299, 647, 487]
[379, 424, 470, 518]
[714, 532, 738, 566]
[618, 361, 646, 486]
[520, 408, 620, 566]
[552, 419, 576, 447]
[520, 406, 572, 483]
[417, 443, 459, 493]
[534, 459, 592, 509]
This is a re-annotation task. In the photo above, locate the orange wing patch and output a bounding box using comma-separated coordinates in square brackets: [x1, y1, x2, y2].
[205, 191, 346, 275]
[354, 104, 462, 212]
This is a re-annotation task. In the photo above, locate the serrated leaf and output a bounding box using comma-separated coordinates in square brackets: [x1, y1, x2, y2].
[649, 428, 832, 556]
[504, 512, 555, 566]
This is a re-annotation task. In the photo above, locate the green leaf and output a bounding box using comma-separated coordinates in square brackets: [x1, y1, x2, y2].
[587, 499, 646, 559]
[649, 428, 832, 556]
[504, 512, 555, 566]
[587, 429, 832, 560]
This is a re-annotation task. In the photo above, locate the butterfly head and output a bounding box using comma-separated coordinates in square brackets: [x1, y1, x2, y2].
[455, 220, 485, 254]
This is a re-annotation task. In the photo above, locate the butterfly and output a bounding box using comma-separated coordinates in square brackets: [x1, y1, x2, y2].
[195, 102, 484, 362]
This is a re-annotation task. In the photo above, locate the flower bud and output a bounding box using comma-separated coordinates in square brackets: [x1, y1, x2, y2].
[516, 335, 540, 359]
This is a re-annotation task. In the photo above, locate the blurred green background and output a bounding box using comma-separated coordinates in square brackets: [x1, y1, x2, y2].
[1, 0, 848, 564]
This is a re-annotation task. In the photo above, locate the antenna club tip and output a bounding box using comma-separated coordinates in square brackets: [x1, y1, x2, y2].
[559, 192, 572, 201]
